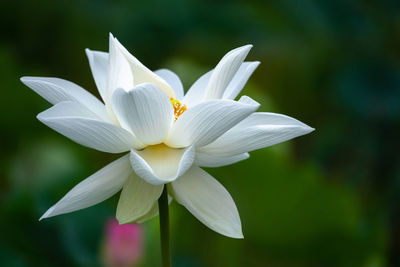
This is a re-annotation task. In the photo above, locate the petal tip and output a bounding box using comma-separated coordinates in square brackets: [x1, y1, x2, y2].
[39, 206, 55, 221]
[116, 216, 129, 225]
[230, 230, 244, 239]
[36, 110, 50, 122]
[305, 126, 315, 133]
[299, 122, 315, 134]
[36, 112, 45, 121]
[226, 222, 244, 239]
[241, 44, 253, 50]
[20, 76, 34, 84]
[238, 95, 260, 109]
[225, 224, 244, 239]
[234, 44, 253, 56]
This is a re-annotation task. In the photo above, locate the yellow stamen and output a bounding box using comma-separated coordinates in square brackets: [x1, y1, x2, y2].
[170, 98, 187, 121]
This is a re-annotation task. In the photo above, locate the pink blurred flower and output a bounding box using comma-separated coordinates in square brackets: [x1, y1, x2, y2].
[103, 218, 143, 267]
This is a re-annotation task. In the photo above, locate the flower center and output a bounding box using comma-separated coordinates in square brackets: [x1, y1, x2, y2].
[170, 98, 187, 121]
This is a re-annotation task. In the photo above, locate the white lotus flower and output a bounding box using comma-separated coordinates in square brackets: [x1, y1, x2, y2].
[21, 34, 314, 238]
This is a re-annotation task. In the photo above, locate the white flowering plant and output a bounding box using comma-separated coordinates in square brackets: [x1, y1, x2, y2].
[21, 33, 314, 266]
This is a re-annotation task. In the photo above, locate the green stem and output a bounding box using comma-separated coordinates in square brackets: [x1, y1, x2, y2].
[158, 186, 171, 267]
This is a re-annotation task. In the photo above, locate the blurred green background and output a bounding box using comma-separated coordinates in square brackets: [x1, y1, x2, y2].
[1, 0, 399, 266]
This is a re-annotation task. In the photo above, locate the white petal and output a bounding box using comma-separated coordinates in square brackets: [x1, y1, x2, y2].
[107, 34, 134, 104]
[195, 152, 249, 168]
[111, 84, 173, 145]
[237, 95, 260, 106]
[38, 101, 142, 153]
[20, 77, 110, 122]
[165, 99, 259, 148]
[234, 111, 312, 129]
[111, 35, 175, 98]
[199, 112, 315, 157]
[169, 166, 243, 238]
[116, 173, 163, 224]
[85, 49, 109, 103]
[203, 45, 252, 101]
[40, 154, 132, 220]
[222, 61, 260, 100]
[183, 61, 258, 107]
[154, 69, 184, 100]
[182, 69, 212, 107]
[130, 144, 195, 185]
